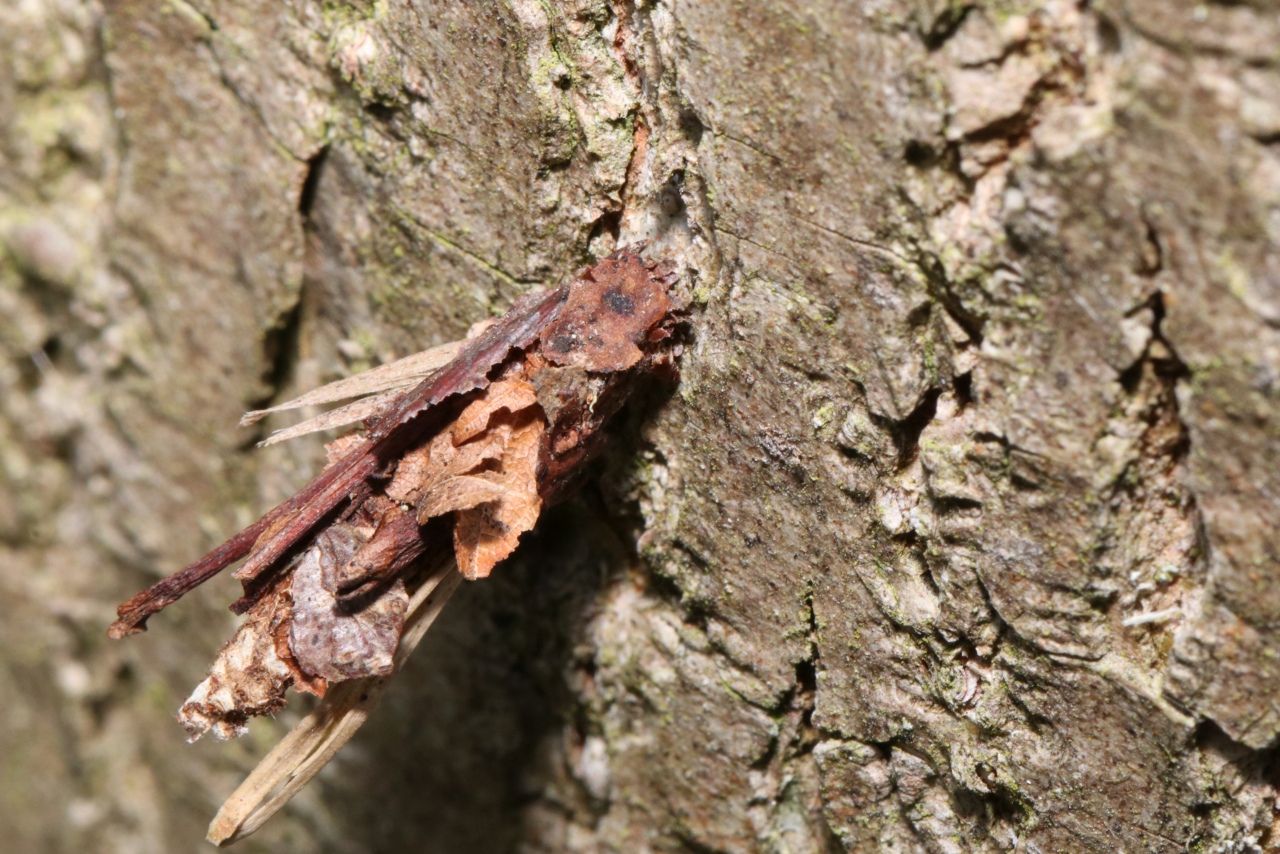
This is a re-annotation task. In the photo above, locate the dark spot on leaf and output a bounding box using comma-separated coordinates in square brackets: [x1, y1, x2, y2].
[603, 286, 636, 316]
[541, 250, 674, 372]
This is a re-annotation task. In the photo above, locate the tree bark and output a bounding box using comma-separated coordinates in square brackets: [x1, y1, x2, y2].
[4, 0, 1280, 851]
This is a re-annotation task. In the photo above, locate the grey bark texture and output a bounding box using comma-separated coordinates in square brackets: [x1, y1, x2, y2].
[3, 0, 1280, 851]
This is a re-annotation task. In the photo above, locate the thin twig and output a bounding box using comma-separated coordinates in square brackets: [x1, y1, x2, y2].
[206, 564, 463, 846]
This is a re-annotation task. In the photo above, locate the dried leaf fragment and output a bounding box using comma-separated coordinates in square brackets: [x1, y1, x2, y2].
[179, 585, 297, 741]
[450, 375, 540, 443]
[205, 565, 462, 847]
[451, 410, 544, 579]
[288, 528, 408, 683]
[542, 253, 675, 372]
[386, 376, 546, 579]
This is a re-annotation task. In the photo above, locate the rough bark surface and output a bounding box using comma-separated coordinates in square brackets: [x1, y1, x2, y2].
[4, 1, 1280, 852]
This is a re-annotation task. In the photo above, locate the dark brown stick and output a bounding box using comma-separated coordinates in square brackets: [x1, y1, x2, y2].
[230, 286, 568, 584]
[109, 286, 567, 638]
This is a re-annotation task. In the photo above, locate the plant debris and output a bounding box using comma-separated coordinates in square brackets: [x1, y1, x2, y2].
[108, 249, 684, 843]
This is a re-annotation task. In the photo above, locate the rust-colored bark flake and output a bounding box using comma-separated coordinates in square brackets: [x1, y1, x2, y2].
[336, 506, 427, 603]
[542, 253, 675, 372]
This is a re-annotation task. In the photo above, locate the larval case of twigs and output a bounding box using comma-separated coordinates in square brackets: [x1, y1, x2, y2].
[107, 251, 684, 842]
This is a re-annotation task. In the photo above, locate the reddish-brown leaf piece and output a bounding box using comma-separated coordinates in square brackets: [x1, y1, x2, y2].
[385, 376, 546, 579]
[541, 252, 674, 372]
[452, 415, 543, 579]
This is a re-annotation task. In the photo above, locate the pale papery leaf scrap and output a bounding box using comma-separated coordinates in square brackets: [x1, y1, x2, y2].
[179, 585, 296, 740]
[255, 388, 404, 448]
[241, 318, 502, 445]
